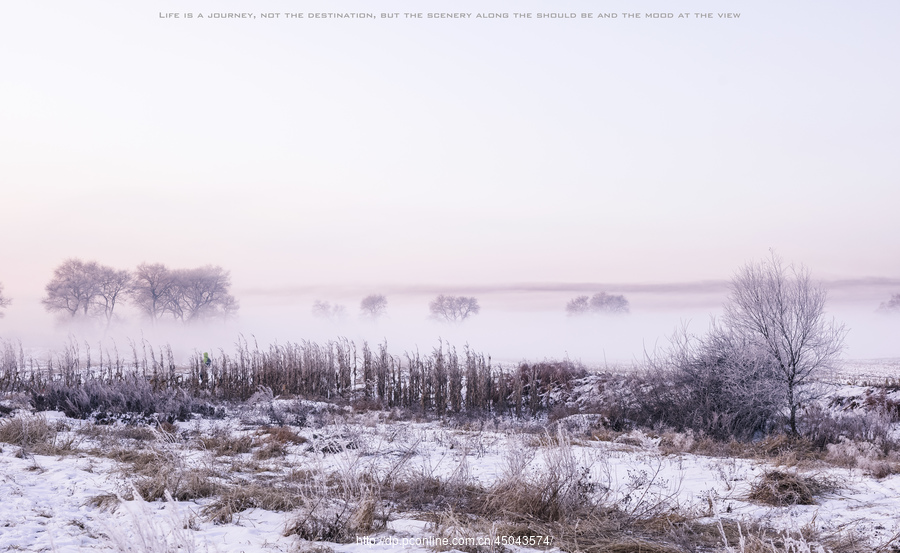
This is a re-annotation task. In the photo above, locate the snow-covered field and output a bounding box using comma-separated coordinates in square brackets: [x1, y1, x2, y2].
[2, 362, 900, 553]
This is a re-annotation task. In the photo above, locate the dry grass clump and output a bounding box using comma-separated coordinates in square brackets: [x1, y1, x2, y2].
[112, 445, 220, 502]
[294, 545, 335, 553]
[385, 472, 486, 513]
[198, 433, 254, 456]
[0, 414, 78, 455]
[285, 495, 384, 543]
[133, 465, 220, 502]
[823, 437, 900, 478]
[282, 460, 389, 543]
[747, 470, 835, 506]
[428, 509, 495, 553]
[106, 447, 159, 467]
[253, 439, 289, 460]
[596, 540, 684, 553]
[260, 425, 307, 445]
[112, 425, 158, 442]
[0, 414, 55, 448]
[201, 482, 304, 524]
[249, 426, 306, 460]
[485, 433, 601, 524]
[84, 493, 121, 513]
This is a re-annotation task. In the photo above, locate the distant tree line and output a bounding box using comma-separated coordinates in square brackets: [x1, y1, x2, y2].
[312, 300, 348, 321]
[310, 294, 480, 324]
[566, 292, 630, 315]
[41, 259, 238, 325]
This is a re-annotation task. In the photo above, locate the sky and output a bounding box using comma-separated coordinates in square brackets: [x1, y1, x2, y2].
[1, 0, 899, 361]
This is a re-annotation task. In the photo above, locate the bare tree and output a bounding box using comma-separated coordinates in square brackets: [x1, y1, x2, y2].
[429, 294, 480, 324]
[565, 295, 590, 316]
[131, 263, 238, 323]
[878, 293, 900, 312]
[42, 258, 101, 317]
[312, 300, 347, 321]
[0, 281, 10, 317]
[723, 252, 846, 435]
[131, 263, 175, 323]
[589, 292, 630, 314]
[360, 294, 388, 320]
[92, 266, 132, 326]
[43, 260, 133, 324]
[172, 266, 238, 322]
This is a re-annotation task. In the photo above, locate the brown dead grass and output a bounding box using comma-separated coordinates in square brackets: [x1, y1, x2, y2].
[201, 482, 304, 524]
[133, 465, 220, 502]
[199, 433, 253, 456]
[747, 470, 836, 506]
[84, 493, 120, 513]
[0, 414, 80, 455]
[260, 426, 307, 445]
[0, 415, 55, 448]
[253, 439, 288, 460]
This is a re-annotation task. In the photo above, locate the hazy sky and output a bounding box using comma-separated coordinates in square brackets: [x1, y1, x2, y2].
[2, 1, 899, 359]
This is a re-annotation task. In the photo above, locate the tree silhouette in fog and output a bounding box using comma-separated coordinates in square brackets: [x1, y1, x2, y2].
[879, 294, 900, 312]
[43, 259, 129, 325]
[429, 295, 480, 324]
[566, 292, 629, 316]
[0, 281, 10, 317]
[360, 294, 388, 320]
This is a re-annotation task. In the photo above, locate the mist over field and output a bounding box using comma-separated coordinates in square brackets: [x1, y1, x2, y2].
[2, 281, 899, 367]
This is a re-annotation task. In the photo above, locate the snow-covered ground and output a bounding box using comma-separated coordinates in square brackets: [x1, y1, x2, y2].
[2, 366, 900, 553]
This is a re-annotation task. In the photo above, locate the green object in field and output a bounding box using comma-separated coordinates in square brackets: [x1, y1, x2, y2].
[203, 352, 211, 367]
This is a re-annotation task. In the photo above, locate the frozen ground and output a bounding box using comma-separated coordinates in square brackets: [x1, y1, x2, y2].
[2, 365, 900, 552]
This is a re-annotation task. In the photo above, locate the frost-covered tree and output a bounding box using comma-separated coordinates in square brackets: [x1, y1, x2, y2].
[43, 259, 131, 323]
[429, 295, 480, 324]
[589, 292, 629, 314]
[173, 266, 238, 322]
[565, 295, 590, 315]
[93, 266, 132, 325]
[131, 263, 237, 323]
[566, 292, 629, 315]
[42, 258, 101, 318]
[131, 263, 174, 323]
[360, 294, 388, 320]
[723, 252, 846, 435]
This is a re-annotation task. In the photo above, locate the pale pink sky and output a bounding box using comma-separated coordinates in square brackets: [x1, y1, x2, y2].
[1, 0, 899, 359]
